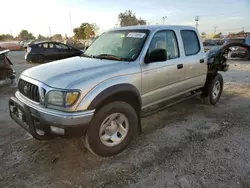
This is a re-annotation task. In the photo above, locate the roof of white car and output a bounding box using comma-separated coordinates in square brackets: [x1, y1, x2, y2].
[109, 25, 197, 32]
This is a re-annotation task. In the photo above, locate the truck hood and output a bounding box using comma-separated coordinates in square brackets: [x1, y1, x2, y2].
[22, 56, 133, 88]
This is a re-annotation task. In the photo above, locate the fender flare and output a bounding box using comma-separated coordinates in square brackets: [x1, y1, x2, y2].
[87, 83, 141, 110]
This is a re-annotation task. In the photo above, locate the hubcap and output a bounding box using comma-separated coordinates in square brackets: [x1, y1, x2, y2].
[99, 113, 129, 147]
[212, 80, 221, 99]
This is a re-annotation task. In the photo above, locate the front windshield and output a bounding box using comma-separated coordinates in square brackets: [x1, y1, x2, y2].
[83, 29, 149, 61]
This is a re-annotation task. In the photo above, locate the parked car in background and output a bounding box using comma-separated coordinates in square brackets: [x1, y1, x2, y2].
[213, 39, 225, 45]
[25, 41, 83, 63]
[0, 49, 16, 86]
[224, 38, 250, 59]
[203, 39, 217, 46]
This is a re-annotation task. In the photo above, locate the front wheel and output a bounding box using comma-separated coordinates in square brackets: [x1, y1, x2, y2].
[83, 101, 139, 157]
[201, 73, 223, 105]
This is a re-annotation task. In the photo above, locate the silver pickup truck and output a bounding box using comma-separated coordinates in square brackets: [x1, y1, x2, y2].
[9, 25, 233, 157]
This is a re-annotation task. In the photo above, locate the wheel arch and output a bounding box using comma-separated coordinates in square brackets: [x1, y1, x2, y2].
[87, 84, 141, 113]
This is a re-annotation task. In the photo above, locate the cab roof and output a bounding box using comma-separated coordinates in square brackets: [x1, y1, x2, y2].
[108, 25, 197, 32]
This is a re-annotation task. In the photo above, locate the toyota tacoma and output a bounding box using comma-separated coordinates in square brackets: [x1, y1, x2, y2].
[10, 25, 240, 157]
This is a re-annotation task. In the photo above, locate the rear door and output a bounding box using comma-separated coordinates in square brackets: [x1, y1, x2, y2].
[180, 30, 207, 90]
[48, 43, 58, 60]
[42, 42, 52, 60]
[54, 43, 71, 59]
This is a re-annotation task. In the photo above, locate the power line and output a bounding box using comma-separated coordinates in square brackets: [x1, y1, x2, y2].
[202, 27, 250, 32]
[193, 11, 244, 18]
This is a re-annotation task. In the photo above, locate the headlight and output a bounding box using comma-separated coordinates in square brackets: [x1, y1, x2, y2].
[47, 90, 80, 106]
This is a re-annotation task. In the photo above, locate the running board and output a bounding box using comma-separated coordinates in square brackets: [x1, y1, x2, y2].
[141, 91, 202, 118]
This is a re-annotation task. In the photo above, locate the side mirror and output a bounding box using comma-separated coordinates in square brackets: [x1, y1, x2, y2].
[145, 49, 167, 64]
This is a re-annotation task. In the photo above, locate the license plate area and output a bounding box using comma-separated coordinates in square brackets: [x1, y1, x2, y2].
[9, 97, 54, 140]
[10, 103, 26, 123]
[9, 98, 30, 132]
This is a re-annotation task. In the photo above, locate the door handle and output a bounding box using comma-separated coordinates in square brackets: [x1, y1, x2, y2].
[177, 64, 183, 69]
[200, 59, 205, 63]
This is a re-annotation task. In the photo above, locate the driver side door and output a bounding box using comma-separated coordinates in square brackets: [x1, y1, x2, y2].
[141, 30, 185, 108]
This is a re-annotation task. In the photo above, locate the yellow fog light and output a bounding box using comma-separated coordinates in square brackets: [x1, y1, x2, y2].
[65, 92, 80, 106]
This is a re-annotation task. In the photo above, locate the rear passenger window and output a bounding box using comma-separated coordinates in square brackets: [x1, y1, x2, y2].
[181, 30, 200, 56]
[43, 43, 49, 48]
[49, 43, 55, 48]
[55, 44, 69, 49]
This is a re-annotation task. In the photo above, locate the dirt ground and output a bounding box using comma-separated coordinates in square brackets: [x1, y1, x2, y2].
[1, 52, 250, 188]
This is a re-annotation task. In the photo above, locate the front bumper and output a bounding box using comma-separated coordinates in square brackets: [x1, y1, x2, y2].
[9, 94, 95, 140]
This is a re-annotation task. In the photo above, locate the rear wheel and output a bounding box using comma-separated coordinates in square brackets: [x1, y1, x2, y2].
[201, 73, 223, 105]
[83, 101, 139, 157]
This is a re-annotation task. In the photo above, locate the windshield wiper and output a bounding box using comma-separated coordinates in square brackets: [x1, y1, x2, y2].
[82, 53, 132, 61]
[96, 54, 133, 61]
[81, 53, 94, 58]
[95, 54, 122, 61]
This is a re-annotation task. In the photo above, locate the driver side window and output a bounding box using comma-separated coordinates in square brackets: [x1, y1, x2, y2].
[148, 30, 179, 60]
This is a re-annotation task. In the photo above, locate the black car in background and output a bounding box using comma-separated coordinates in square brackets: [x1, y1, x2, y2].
[223, 38, 250, 60]
[25, 41, 83, 63]
[203, 39, 217, 46]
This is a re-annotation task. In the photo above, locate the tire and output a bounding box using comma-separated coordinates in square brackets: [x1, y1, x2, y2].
[33, 54, 44, 63]
[201, 73, 223, 105]
[83, 101, 139, 157]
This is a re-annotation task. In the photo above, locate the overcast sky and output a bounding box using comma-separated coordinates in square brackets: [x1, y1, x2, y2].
[1, 0, 250, 37]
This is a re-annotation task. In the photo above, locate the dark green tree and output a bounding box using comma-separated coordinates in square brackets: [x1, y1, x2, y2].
[37, 34, 47, 41]
[18, 30, 35, 40]
[213, 32, 222, 38]
[118, 10, 146, 27]
[0, 34, 14, 41]
[73, 23, 99, 40]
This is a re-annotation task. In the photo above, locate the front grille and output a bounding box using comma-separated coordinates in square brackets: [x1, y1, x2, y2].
[18, 79, 40, 102]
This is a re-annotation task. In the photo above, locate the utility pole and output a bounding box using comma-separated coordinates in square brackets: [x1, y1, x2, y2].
[69, 10, 73, 37]
[162, 16, 167, 24]
[48, 27, 51, 39]
[214, 26, 217, 34]
[195, 16, 199, 29]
